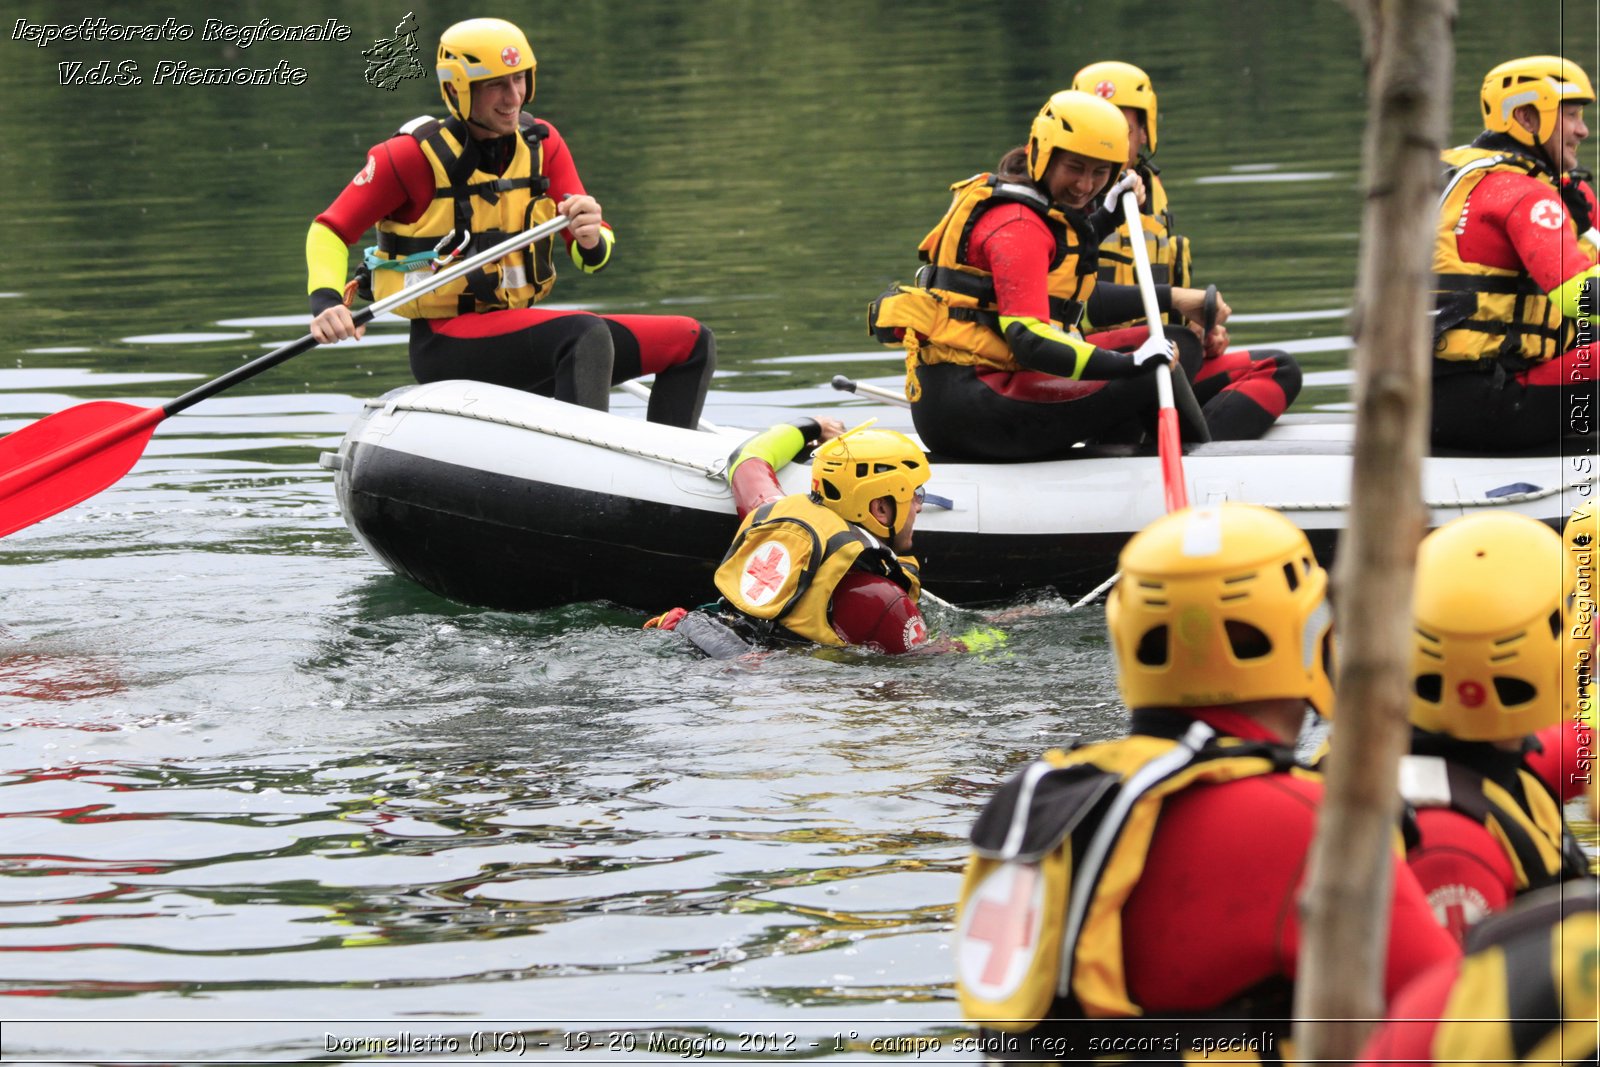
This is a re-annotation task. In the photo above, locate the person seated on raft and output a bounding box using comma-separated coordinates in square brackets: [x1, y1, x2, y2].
[1431, 55, 1600, 451]
[645, 418, 1002, 656]
[869, 89, 1263, 463]
[305, 17, 715, 430]
[1072, 60, 1302, 438]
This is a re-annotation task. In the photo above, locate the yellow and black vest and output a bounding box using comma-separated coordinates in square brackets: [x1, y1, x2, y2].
[1401, 734, 1590, 895]
[868, 173, 1100, 399]
[1433, 142, 1571, 371]
[713, 494, 921, 647]
[955, 711, 1310, 1062]
[1095, 163, 1191, 329]
[1429, 879, 1599, 1062]
[369, 114, 559, 318]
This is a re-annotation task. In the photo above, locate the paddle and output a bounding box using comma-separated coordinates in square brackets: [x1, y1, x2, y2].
[830, 375, 910, 408]
[1112, 173, 1203, 512]
[0, 214, 572, 539]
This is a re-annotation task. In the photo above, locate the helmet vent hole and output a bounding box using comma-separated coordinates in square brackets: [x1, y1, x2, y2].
[821, 480, 842, 502]
[1135, 625, 1168, 667]
[1282, 563, 1300, 592]
[1492, 677, 1537, 706]
[463, 52, 481, 63]
[1548, 609, 1562, 639]
[1415, 673, 1443, 703]
[1224, 621, 1272, 661]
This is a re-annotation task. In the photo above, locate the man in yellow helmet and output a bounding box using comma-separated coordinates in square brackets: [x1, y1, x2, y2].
[1399, 513, 1592, 945]
[869, 90, 1249, 461]
[304, 18, 715, 428]
[953, 503, 1457, 1057]
[1432, 56, 1599, 450]
[1072, 60, 1303, 441]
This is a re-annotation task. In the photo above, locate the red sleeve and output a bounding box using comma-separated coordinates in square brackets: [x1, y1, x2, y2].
[313, 135, 434, 244]
[1123, 775, 1460, 1011]
[1405, 808, 1516, 944]
[728, 459, 785, 519]
[966, 205, 1056, 321]
[1355, 955, 1459, 1064]
[1526, 719, 1594, 801]
[829, 571, 928, 653]
[537, 120, 614, 251]
[1458, 171, 1595, 290]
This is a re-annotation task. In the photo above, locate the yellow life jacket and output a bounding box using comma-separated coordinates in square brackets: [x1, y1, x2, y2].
[1400, 746, 1590, 894]
[867, 173, 1099, 400]
[1433, 144, 1571, 368]
[368, 114, 559, 318]
[1430, 881, 1598, 1063]
[954, 711, 1311, 1061]
[1095, 164, 1191, 330]
[713, 494, 920, 647]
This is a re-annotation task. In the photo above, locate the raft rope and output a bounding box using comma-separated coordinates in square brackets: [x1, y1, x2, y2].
[383, 397, 730, 478]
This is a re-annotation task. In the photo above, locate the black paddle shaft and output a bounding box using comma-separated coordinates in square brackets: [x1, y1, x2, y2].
[162, 310, 376, 418]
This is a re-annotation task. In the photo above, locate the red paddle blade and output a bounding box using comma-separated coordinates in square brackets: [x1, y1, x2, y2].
[1157, 407, 1188, 513]
[0, 401, 166, 538]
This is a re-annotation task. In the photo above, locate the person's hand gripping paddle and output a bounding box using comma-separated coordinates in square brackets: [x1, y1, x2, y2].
[0, 215, 571, 539]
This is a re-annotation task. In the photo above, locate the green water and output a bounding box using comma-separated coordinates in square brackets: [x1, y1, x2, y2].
[0, 2, 1595, 1060]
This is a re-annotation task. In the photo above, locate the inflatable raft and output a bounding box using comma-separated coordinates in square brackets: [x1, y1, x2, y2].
[321, 379, 1590, 611]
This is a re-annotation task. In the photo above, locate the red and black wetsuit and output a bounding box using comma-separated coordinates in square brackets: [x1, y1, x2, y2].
[1432, 143, 1599, 450]
[313, 121, 714, 428]
[726, 448, 928, 653]
[911, 202, 1273, 461]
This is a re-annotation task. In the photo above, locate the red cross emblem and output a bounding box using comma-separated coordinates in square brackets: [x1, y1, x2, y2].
[958, 862, 1043, 997]
[741, 545, 790, 606]
[501, 46, 522, 68]
[1094, 79, 1117, 100]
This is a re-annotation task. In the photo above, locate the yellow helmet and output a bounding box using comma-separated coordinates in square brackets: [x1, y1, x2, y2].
[1480, 55, 1594, 148]
[1106, 504, 1334, 716]
[1564, 502, 1596, 720]
[1072, 60, 1158, 155]
[810, 426, 930, 541]
[1027, 90, 1129, 186]
[1410, 512, 1565, 741]
[436, 18, 535, 124]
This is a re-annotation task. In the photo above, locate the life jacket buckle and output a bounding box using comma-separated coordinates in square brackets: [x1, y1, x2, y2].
[430, 229, 472, 272]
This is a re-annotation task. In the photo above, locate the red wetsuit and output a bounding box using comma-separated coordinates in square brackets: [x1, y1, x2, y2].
[1117, 709, 1459, 1011]
[1405, 719, 1594, 943]
[727, 457, 927, 654]
[1433, 165, 1600, 449]
[1358, 880, 1598, 1064]
[313, 120, 714, 428]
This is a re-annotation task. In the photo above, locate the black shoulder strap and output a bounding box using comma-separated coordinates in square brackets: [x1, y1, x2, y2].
[969, 758, 1121, 862]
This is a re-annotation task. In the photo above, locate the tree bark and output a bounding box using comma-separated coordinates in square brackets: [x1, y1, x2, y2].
[1292, 0, 1455, 1059]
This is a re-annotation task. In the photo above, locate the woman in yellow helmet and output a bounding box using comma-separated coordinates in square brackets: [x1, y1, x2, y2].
[869, 90, 1241, 461]
[304, 18, 715, 429]
[1432, 56, 1600, 450]
[1072, 60, 1303, 441]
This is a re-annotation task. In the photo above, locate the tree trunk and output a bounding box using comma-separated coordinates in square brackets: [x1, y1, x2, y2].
[1292, 0, 1455, 1059]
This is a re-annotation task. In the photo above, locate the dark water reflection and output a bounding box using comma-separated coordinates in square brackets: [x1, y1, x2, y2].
[0, 0, 1595, 1058]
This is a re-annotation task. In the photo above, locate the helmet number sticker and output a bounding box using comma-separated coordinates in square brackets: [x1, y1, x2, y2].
[740, 544, 791, 607]
[1457, 679, 1486, 707]
[1530, 199, 1566, 230]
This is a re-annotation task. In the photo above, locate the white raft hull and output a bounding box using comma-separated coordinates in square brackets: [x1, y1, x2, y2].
[323, 380, 1589, 610]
